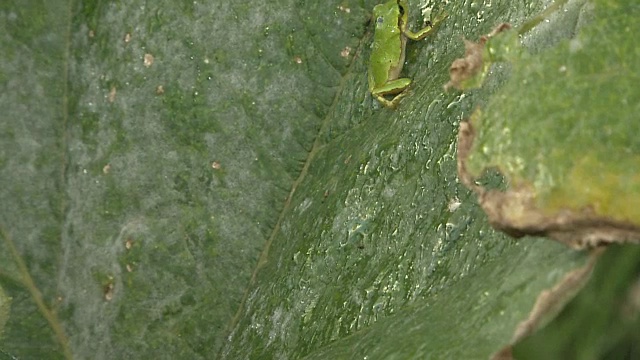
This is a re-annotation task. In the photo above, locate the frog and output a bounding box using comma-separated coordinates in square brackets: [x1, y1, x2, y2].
[368, 0, 446, 109]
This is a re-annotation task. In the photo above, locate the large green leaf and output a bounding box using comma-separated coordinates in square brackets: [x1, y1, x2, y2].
[1, 0, 363, 357]
[514, 244, 640, 359]
[458, 0, 640, 248]
[0, 0, 636, 359]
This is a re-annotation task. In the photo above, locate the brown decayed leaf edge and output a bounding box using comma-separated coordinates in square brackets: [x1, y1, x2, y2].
[444, 23, 512, 91]
[457, 120, 640, 250]
[491, 248, 604, 360]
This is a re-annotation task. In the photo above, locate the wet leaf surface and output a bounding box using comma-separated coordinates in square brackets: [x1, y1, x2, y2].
[1, 0, 637, 359]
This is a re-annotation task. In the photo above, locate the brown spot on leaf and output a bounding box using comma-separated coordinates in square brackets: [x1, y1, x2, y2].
[108, 86, 117, 103]
[144, 53, 154, 67]
[104, 279, 115, 301]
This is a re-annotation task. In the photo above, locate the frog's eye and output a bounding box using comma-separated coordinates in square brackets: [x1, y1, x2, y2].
[376, 16, 384, 25]
[398, 4, 405, 15]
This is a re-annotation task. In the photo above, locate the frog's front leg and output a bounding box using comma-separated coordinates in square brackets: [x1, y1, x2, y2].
[371, 78, 412, 109]
[402, 12, 448, 40]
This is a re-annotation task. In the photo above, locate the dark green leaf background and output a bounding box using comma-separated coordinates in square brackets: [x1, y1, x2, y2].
[1, 0, 637, 359]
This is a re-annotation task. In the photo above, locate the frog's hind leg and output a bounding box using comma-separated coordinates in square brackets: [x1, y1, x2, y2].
[374, 90, 410, 109]
[372, 78, 412, 109]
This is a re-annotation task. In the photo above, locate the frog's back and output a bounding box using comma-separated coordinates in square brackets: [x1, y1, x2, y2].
[369, 4, 405, 87]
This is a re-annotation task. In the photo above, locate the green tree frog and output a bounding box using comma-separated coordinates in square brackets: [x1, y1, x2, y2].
[368, 0, 446, 108]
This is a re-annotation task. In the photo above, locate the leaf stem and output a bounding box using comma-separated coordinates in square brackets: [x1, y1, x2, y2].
[0, 226, 73, 360]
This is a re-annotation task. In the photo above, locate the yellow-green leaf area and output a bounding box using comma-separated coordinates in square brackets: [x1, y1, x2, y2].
[466, 0, 640, 223]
